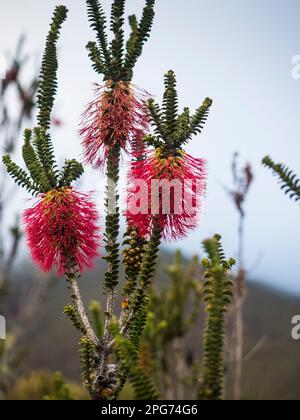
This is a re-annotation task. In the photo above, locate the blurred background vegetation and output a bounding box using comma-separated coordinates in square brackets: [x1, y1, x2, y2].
[2, 253, 300, 400]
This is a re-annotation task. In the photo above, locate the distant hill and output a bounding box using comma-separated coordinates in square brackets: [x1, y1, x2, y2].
[10, 255, 300, 400]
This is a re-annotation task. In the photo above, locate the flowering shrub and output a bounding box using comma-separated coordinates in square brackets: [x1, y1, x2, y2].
[2, 1, 235, 401]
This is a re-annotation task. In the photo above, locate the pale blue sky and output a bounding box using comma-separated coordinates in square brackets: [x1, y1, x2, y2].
[1, 0, 300, 293]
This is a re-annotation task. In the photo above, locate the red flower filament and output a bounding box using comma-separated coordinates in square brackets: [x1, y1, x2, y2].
[80, 80, 149, 168]
[23, 188, 100, 275]
[127, 149, 207, 241]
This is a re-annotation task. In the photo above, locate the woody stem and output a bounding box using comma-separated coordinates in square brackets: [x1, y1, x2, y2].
[67, 272, 99, 346]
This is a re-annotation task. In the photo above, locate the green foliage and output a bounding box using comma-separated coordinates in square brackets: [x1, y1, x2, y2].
[199, 235, 235, 401]
[113, 226, 160, 379]
[262, 156, 300, 203]
[110, 321, 159, 400]
[86, 0, 155, 82]
[110, 0, 126, 74]
[163, 70, 178, 138]
[122, 224, 162, 352]
[37, 5, 68, 131]
[114, 224, 162, 398]
[6, 370, 88, 401]
[64, 304, 86, 335]
[32, 128, 58, 185]
[123, 0, 155, 81]
[89, 300, 104, 337]
[86, 41, 106, 74]
[113, 294, 150, 399]
[22, 127, 59, 191]
[139, 223, 162, 291]
[0, 334, 23, 395]
[146, 71, 213, 152]
[139, 252, 202, 399]
[86, 0, 112, 72]
[126, 15, 138, 52]
[113, 366, 130, 400]
[146, 251, 202, 346]
[58, 159, 84, 187]
[2, 6, 84, 196]
[129, 296, 149, 352]
[2, 155, 40, 195]
[22, 129, 51, 190]
[43, 372, 74, 400]
[187, 98, 213, 141]
[79, 336, 96, 396]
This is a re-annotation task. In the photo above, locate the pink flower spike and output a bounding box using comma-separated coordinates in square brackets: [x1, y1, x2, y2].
[79, 81, 149, 169]
[126, 151, 207, 241]
[23, 188, 100, 276]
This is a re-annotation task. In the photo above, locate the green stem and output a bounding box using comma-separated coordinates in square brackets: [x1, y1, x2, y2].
[103, 144, 121, 338]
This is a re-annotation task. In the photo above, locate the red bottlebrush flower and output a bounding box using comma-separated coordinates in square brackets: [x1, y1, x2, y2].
[79, 80, 149, 168]
[23, 188, 100, 276]
[126, 150, 207, 241]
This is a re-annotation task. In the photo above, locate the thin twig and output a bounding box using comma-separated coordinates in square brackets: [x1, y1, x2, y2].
[243, 336, 267, 363]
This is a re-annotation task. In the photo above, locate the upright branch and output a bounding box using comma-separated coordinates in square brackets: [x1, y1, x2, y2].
[199, 235, 235, 401]
[78, 0, 156, 398]
[37, 7, 67, 131]
[225, 153, 253, 400]
[82, 0, 156, 322]
[117, 70, 212, 396]
[123, 71, 212, 331]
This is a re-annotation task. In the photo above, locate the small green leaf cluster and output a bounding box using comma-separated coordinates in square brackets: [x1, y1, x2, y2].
[262, 155, 300, 203]
[146, 70, 213, 154]
[86, 0, 155, 82]
[110, 320, 159, 400]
